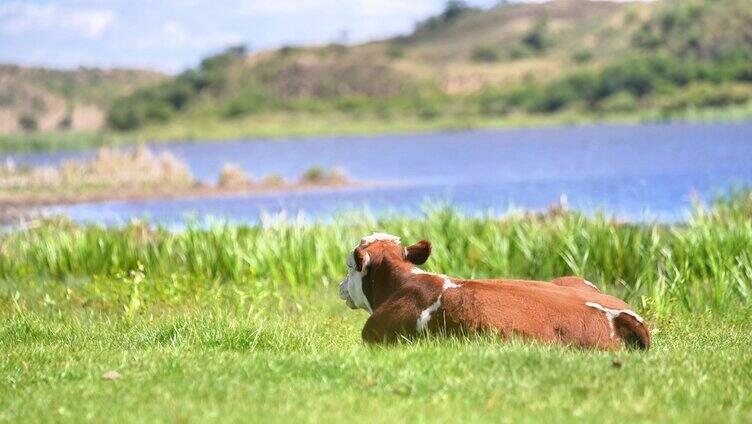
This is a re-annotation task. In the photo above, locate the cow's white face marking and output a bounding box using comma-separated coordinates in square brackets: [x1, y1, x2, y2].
[339, 251, 372, 313]
[339, 232, 402, 314]
[585, 302, 644, 338]
[360, 232, 400, 247]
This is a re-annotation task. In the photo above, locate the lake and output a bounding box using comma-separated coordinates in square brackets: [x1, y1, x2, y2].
[6, 121, 752, 225]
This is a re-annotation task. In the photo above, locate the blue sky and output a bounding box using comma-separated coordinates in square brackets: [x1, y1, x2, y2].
[0, 0, 514, 73]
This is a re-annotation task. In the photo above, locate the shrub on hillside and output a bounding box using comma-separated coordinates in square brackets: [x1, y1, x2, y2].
[223, 91, 274, 118]
[277, 45, 301, 57]
[597, 91, 639, 113]
[521, 16, 552, 53]
[387, 44, 406, 59]
[18, 113, 37, 132]
[106, 46, 247, 130]
[471, 46, 499, 63]
[475, 88, 510, 116]
[417, 103, 441, 120]
[515, 51, 752, 114]
[508, 44, 534, 60]
[630, 0, 751, 60]
[414, 1, 474, 34]
[144, 101, 173, 122]
[107, 98, 144, 130]
[571, 49, 593, 64]
[57, 114, 72, 130]
[334, 96, 372, 117]
[656, 82, 752, 111]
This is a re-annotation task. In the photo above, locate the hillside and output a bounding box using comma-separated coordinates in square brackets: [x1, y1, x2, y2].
[0, 65, 166, 134]
[3, 0, 752, 148]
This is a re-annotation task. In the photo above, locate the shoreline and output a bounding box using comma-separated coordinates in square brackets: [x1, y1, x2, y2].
[2, 103, 752, 154]
[0, 180, 367, 225]
[0, 180, 363, 209]
[0, 145, 363, 219]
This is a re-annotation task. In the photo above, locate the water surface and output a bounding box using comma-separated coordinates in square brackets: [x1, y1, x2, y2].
[7, 121, 752, 225]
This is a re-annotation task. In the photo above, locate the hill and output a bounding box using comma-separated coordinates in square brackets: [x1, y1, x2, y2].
[3, 0, 752, 149]
[0, 65, 166, 134]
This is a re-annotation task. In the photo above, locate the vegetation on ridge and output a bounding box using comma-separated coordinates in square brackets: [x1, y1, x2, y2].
[6, 0, 752, 152]
[102, 0, 752, 134]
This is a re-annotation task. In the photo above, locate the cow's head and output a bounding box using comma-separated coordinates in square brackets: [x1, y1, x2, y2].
[338, 233, 432, 314]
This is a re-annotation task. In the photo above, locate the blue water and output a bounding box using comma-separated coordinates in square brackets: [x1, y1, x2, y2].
[7, 121, 752, 225]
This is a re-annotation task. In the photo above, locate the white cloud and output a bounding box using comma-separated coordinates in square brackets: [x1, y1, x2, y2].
[241, 0, 356, 15]
[162, 20, 191, 45]
[0, 0, 649, 72]
[69, 9, 115, 38]
[241, 0, 438, 16]
[158, 20, 240, 48]
[358, 0, 437, 18]
[0, 2, 115, 39]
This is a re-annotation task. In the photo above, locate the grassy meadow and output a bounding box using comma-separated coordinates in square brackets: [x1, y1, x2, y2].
[2, 193, 752, 422]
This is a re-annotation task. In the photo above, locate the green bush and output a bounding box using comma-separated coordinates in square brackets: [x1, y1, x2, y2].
[571, 49, 593, 64]
[521, 16, 552, 53]
[441, 1, 470, 21]
[107, 97, 144, 130]
[471, 46, 499, 63]
[656, 82, 752, 111]
[600, 58, 660, 98]
[475, 89, 510, 116]
[508, 44, 534, 60]
[387, 44, 406, 59]
[516, 51, 752, 114]
[164, 82, 193, 110]
[334, 96, 372, 116]
[18, 113, 38, 132]
[144, 101, 173, 122]
[301, 166, 326, 182]
[522, 71, 599, 113]
[417, 103, 441, 120]
[106, 46, 247, 130]
[597, 91, 639, 113]
[57, 114, 72, 130]
[223, 92, 273, 118]
[414, 1, 475, 34]
[277, 45, 301, 57]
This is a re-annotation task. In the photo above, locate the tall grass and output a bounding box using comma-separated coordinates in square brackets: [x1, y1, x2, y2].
[0, 145, 193, 192]
[2, 192, 751, 316]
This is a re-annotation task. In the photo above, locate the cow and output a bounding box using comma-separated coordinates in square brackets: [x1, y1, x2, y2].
[339, 233, 650, 350]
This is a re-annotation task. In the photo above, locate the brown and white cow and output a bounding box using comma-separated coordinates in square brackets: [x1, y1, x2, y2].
[339, 233, 650, 350]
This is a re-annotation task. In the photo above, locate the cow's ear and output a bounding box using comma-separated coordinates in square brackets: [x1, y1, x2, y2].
[405, 240, 431, 265]
[353, 247, 370, 272]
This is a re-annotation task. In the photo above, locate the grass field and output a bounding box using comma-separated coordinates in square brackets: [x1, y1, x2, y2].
[1, 193, 752, 422]
[2, 300, 750, 423]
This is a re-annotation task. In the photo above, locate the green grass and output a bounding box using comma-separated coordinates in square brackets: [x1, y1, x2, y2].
[3, 195, 752, 316]
[0, 131, 108, 153]
[1, 193, 752, 421]
[2, 292, 751, 422]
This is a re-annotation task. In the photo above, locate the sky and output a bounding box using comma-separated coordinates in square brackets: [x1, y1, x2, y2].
[0, 0, 508, 73]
